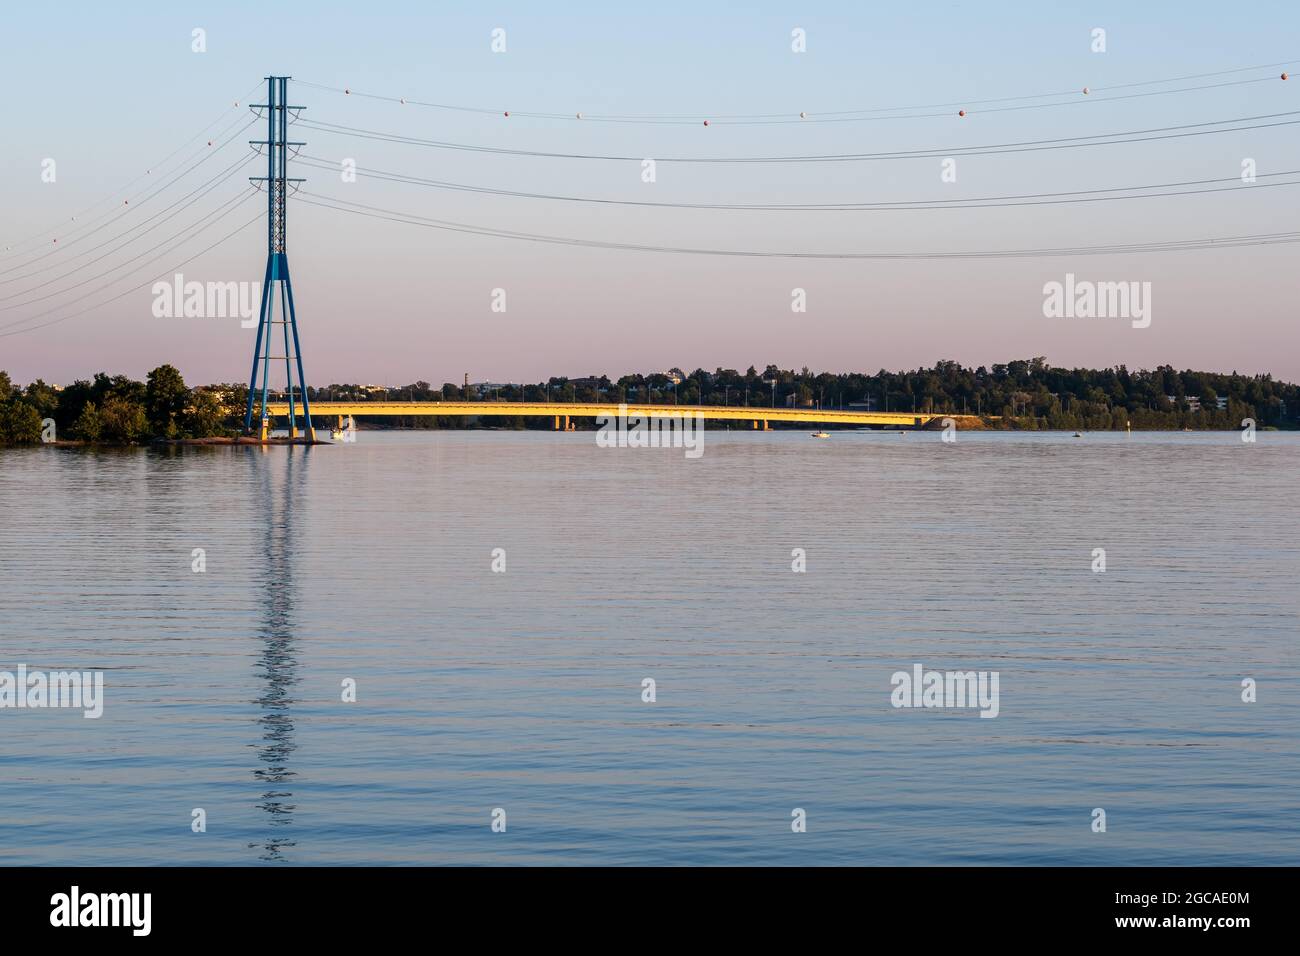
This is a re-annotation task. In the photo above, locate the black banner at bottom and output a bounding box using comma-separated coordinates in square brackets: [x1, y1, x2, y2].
[0, 866, 1283, 941]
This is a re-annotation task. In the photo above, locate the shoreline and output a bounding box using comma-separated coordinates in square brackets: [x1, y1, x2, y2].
[16, 424, 1283, 450]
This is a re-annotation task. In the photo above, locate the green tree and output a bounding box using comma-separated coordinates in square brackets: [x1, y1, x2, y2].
[99, 397, 148, 443]
[22, 380, 60, 419]
[70, 401, 103, 442]
[145, 364, 188, 438]
[1, 400, 44, 444]
[184, 389, 226, 437]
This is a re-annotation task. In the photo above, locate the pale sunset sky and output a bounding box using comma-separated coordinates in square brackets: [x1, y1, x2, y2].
[1, 1, 1298, 386]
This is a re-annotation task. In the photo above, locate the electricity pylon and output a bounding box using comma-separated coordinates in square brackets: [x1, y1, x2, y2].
[244, 76, 315, 441]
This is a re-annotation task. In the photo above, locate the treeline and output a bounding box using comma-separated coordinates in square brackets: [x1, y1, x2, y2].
[0, 366, 245, 445]
[318, 358, 1297, 431]
[2, 358, 1295, 445]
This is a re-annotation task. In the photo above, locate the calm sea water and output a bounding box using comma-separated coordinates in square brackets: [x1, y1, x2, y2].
[0, 429, 1296, 866]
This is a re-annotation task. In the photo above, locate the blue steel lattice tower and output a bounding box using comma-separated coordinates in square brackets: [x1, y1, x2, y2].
[244, 76, 315, 440]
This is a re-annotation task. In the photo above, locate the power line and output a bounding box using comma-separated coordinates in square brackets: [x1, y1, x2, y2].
[721, 76, 1290, 125]
[0, 83, 263, 256]
[294, 189, 1300, 259]
[297, 110, 1300, 164]
[0, 190, 259, 334]
[0, 151, 257, 293]
[0, 110, 254, 272]
[0, 158, 256, 306]
[0, 209, 262, 340]
[296, 153, 1300, 211]
[296, 59, 1298, 124]
[0, 116, 259, 278]
[6, 66, 1293, 338]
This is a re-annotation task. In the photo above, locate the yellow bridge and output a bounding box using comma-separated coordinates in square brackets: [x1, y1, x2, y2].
[262, 400, 978, 434]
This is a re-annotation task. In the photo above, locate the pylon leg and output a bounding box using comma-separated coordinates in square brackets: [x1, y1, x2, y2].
[243, 259, 273, 433]
[281, 280, 295, 437]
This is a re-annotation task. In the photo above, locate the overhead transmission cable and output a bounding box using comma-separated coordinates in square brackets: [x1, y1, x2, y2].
[0, 190, 261, 336]
[0, 210, 263, 340]
[0, 115, 259, 278]
[0, 82, 263, 256]
[297, 59, 1297, 124]
[294, 190, 1300, 260]
[0, 150, 258, 294]
[0, 157, 258, 306]
[295, 154, 1300, 211]
[296, 110, 1300, 164]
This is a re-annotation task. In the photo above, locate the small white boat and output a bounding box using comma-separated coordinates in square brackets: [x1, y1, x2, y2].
[811, 431, 830, 438]
[331, 415, 356, 442]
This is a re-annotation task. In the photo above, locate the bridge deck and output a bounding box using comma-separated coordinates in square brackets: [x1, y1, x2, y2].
[261, 401, 975, 427]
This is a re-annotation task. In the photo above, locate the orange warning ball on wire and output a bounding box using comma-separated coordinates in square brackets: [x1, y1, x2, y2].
[344, 88, 351, 95]
[504, 111, 510, 117]
[1082, 86, 1090, 95]
[958, 110, 966, 117]
[703, 119, 710, 126]
[1283, 73, 1290, 81]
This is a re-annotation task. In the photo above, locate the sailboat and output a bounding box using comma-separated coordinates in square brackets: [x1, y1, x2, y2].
[331, 415, 356, 441]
